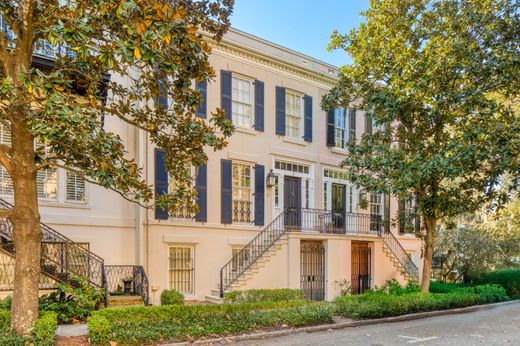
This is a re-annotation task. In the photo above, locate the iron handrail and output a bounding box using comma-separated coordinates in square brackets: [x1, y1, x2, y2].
[382, 230, 419, 281]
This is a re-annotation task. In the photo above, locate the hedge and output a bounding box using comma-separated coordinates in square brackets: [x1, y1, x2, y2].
[224, 289, 305, 304]
[334, 284, 508, 320]
[87, 300, 335, 345]
[0, 311, 58, 346]
[469, 269, 520, 298]
[160, 289, 184, 305]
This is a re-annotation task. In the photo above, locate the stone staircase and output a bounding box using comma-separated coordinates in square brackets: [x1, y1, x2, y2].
[382, 243, 413, 282]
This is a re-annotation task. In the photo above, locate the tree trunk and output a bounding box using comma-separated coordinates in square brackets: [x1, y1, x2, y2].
[10, 124, 41, 335]
[421, 217, 436, 292]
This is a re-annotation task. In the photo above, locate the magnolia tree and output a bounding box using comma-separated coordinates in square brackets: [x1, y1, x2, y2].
[324, 0, 520, 291]
[0, 0, 234, 333]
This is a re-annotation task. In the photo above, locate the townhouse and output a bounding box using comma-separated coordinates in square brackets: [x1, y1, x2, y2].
[0, 28, 422, 304]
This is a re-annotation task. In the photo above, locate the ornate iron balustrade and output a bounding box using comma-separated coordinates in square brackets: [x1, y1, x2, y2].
[104, 265, 150, 305]
[219, 208, 383, 297]
[382, 230, 419, 281]
[0, 198, 106, 290]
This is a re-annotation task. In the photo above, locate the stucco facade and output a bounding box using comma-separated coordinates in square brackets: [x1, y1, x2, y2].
[0, 28, 423, 303]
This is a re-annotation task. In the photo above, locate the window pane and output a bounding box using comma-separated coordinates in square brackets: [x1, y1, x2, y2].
[232, 163, 252, 223]
[66, 171, 86, 202]
[285, 92, 301, 138]
[232, 76, 253, 128]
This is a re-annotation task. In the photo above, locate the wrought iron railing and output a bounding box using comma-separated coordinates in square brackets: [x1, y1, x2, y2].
[382, 230, 419, 281]
[0, 198, 106, 289]
[104, 265, 150, 305]
[219, 208, 383, 297]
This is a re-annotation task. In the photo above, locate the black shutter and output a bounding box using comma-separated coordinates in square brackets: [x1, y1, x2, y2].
[326, 109, 335, 147]
[196, 80, 207, 118]
[349, 108, 356, 144]
[303, 95, 313, 142]
[365, 114, 373, 135]
[384, 193, 391, 233]
[415, 195, 421, 232]
[254, 80, 264, 132]
[221, 70, 232, 121]
[275, 86, 285, 135]
[221, 159, 232, 224]
[154, 148, 169, 220]
[195, 164, 207, 222]
[158, 77, 168, 108]
[254, 164, 265, 226]
[398, 198, 405, 234]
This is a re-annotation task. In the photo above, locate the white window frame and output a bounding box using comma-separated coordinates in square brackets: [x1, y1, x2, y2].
[232, 162, 254, 223]
[65, 171, 87, 203]
[168, 166, 196, 220]
[231, 74, 254, 129]
[168, 245, 195, 295]
[334, 108, 348, 149]
[322, 168, 357, 212]
[272, 158, 314, 216]
[285, 90, 304, 139]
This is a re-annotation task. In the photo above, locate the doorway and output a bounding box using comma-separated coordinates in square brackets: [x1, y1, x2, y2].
[331, 183, 346, 230]
[351, 242, 371, 294]
[284, 176, 301, 229]
[300, 241, 325, 301]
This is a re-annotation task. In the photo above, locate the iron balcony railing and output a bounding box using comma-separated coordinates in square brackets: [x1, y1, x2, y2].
[0, 198, 106, 290]
[382, 229, 419, 281]
[104, 265, 150, 305]
[219, 208, 383, 297]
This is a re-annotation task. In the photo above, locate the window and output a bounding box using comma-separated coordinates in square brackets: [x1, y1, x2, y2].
[334, 108, 348, 149]
[274, 176, 280, 208]
[168, 246, 194, 294]
[285, 91, 302, 138]
[324, 168, 349, 181]
[275, 160, 309, 174]
[232, 76, 253, 128]
[35, 142, 58, 200]
[304, 180, 310, 209]
[401, 197, 417, 234]
[323, 183, 328, 210]
[168, 167, 194, 219]
[231, 247, 250, 272]
[66, 171, 86, 202]
[232, 163, 252, 223]
[370, 193, 383, 232]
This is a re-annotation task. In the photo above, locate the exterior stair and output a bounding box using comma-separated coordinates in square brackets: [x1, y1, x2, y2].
[382, 243, 413, 282]
[0, 198, 150, 306]
[381, 230, 419, 282]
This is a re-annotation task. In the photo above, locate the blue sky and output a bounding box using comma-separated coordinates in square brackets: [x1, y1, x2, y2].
[229, 0, 369, 67]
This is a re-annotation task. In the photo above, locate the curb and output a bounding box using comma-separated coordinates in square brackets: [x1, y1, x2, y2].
[162, 300, 520, 345]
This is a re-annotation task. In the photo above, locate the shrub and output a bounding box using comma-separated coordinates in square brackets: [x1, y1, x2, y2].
[376, 279, 420, 296]
[87, 300, 335, 345]
[224, 289, 305, 304]
[0, 311, 58, 346]
[429, 281, 466, 293]
[160, 289, 184, 306]
[39, 277, 104, 323]
[0, 296, 12, 310]
[0, 310, 10, 329]
[334, 284, 508, 320]
[469, 269, 520, 298]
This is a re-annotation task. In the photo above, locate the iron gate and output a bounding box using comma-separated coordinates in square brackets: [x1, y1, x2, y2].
[300, 241, 325, 301]
[351, 244, 371, 294]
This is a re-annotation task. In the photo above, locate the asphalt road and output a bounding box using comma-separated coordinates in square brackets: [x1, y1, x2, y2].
[233, 302, 520, 346]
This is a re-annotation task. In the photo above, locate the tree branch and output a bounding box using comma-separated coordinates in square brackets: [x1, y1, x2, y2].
[0, 208, 12, 219]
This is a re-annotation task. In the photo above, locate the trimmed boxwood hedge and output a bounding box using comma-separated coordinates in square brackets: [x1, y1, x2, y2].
[224, 289, 305, 304]
[87, 300, 335, 345]
[334, 284, 508, 320]
[160, 289, 184, 305]
[469, 269, 520, 298]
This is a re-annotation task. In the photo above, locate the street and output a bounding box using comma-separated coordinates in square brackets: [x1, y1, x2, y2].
[233, 302, 520, 346]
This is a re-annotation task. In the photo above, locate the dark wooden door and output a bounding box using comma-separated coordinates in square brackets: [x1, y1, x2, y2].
[331, 183, 346, 230]
[300, 241, 325, 301]
[284, 176, 301, 229]
[351, 243, 371, 294]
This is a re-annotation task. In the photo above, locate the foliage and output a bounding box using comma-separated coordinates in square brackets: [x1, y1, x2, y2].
[324, 0, 520, 290]
[160, 289, 184, 306]
[334, 284, 508, 320]
[87, 300, 335, 345]
[224, 289, 305, 304]
[0, 311, 57, 346]
[0, 0, 234, 332]
[39, 279, 104, 324]
[374, 279, 420, 296]
[334, 279, 352, 296]
[0, 296, 12, 310]
[468, 269, 520, 299]
[428, 281, 466, 294]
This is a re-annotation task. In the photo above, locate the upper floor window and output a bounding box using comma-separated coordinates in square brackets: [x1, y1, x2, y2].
[285, 91, 303, 138]
[232, 163, 252, 223]
[232, 76, 253, 128]
[168, 167, 194, 219]
[369, 192, 383, 232]
[334, 109, 348, 149]
[66, 171, 86, 202]
[400, 196, 418, 234]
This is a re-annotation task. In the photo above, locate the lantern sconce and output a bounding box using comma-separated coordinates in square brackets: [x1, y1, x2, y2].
[266, 169, 277, 187]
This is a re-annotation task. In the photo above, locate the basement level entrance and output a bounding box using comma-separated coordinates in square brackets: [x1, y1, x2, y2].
[351, 242, 371, 294]
[300, 241, 325, 301]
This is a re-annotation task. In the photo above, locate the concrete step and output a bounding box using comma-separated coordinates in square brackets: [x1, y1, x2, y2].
[205, 295, 224, 304]
[107, 295, 144, 308]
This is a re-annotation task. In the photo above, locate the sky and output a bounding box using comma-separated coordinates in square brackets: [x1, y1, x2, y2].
[229, 0, 370, 67]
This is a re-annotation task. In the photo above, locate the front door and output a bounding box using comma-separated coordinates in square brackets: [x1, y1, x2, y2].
[284, 176, 301, 229]
[300, 241, 325, 301]
[351, 242, 371, 294]
[331, 183, 346, 231]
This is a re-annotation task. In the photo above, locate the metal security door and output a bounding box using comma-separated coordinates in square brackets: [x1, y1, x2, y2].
[284, 176, 301, 229]
[351, 243, 371, 294]
[300, 241, 325, 301]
